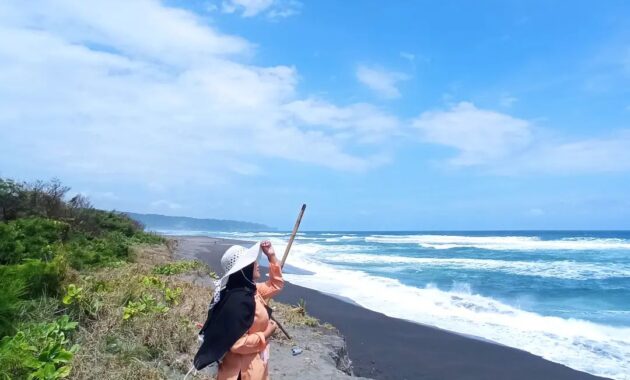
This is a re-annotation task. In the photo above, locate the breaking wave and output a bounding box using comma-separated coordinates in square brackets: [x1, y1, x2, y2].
[267, 239, 630, 380]
[365, 234, 630, 251]
[320, 253, 630, 280]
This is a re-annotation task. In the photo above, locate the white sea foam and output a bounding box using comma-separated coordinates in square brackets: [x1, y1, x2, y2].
[365, 234, 630, 250]
[322, 253, 630, 280]
[324, 235, 362, 242]
[268, 238, 630, 380]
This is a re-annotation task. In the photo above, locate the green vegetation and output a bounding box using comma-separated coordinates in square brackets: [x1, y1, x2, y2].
[0, 316, 79, 380]
[271, 298, 320, 328]
[152, 260, 217, 278]
[1, 177, 315, 379]
[125, 211, 272, 232]
[0, 177, 216, 380]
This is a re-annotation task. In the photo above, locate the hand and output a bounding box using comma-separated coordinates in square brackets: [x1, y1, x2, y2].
[264, 320, 277, 338]
[261, 240, 276, 258]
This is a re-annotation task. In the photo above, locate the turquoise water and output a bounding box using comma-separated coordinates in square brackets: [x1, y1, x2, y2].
[163, 230, 630, 379]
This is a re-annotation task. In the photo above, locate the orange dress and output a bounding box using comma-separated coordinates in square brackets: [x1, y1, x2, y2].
[217, 262, 284, 380]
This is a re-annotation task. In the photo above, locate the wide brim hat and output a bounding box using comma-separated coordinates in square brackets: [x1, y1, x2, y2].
[218, 242, 261, 289]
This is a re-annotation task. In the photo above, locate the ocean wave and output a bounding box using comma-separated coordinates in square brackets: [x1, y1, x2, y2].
[321, 254, 630, 280]
[273, 243, 630, 379]
[324, 235, 362, 242]
[259, 239, 630, 380]
[365, 235, 630, 251]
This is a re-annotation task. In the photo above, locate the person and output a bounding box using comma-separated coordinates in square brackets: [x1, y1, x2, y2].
[194, 240, 284, 380]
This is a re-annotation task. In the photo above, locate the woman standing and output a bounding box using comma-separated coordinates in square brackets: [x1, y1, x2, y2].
[194, 240, 284, 380]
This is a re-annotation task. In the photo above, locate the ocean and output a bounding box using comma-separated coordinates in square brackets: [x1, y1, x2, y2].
[163, 230, 630, 380]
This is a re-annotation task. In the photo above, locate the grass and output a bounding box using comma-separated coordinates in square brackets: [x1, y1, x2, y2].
[152, 260, 217, 279]
[66, 244, 214, 380]
[270, 299, 321, 329]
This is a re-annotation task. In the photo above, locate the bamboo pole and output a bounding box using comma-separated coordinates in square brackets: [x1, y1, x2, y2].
[281, 204, 306, 268]
[271, 315, 291, 340]
[271, 204, 306, 340]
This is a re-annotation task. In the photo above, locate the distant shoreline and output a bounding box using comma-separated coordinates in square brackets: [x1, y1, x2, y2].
[170, 234, 609, 380]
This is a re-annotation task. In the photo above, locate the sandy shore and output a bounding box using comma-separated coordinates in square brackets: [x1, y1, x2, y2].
[173, 235, 610, 380]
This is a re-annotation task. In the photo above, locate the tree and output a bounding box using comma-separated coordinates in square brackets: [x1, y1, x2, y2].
[0, 178, 26, 222]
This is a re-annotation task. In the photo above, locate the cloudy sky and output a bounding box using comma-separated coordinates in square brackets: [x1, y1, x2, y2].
[1, 0, 629, 230]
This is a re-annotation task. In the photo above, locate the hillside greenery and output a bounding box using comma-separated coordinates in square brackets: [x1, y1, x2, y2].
[0, 178, 215, 379]
[125, 212, 273, 232]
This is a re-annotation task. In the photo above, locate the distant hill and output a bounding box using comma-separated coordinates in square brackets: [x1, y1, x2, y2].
[125, 212, 273, 232]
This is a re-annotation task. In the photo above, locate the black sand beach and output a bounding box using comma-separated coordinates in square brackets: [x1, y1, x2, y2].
[173, 235, 610, 380]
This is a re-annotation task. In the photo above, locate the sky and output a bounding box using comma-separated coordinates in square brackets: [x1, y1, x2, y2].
[1, 0, 629, 230]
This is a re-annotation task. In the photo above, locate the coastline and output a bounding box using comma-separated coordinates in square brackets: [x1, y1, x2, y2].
[172, 235, 610, 380]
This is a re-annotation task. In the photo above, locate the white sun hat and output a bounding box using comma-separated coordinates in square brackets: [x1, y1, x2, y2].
[218, 242, 262, 289]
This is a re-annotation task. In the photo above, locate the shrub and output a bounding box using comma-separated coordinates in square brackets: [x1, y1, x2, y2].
[152, 260, 206, 276]
[0, 178, 27, 221]
[67, 232, 131, 269]
[130, 231, 165, 245]
[0, 277, 25, 338]
[0, 218, 68, 265]
[70, 209, 142, 238]
[0, 258, 65, 300]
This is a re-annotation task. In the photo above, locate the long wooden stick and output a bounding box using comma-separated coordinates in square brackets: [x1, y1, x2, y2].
[271, 315, 291, 340]
[271, 204, 306, 340]
[281, 204, 306, 268]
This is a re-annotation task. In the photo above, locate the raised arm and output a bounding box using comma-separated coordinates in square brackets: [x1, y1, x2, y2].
[257, 241, 284, 300]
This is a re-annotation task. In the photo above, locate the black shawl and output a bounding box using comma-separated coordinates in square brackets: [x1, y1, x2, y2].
[193, 265, 256, 370]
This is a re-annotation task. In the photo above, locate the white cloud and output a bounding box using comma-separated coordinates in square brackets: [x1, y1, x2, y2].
[356, 65, 409, 99]
[522, 132, 630, 173]
[412, 102, 630, 174]
[6, 0, 251, 64]
[413, 102, 532, 166]
[284, 98, 400, 143]
[221, 0, 300, 18]
[1, 0, 627, 188]
[0, 0, 395, 186]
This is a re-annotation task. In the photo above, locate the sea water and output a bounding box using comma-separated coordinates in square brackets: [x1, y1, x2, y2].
[163, 230, 630, 380]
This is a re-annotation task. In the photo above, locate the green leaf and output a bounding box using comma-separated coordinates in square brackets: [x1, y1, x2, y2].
[55, 365, 71, 378]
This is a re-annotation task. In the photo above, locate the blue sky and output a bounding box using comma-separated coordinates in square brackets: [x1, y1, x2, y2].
[1, 0, 629, 230]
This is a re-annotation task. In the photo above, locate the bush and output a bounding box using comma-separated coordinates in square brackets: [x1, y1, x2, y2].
[151, 260, 203, 276]
[0, 178, 27, 221]
[0, 218, 68, 265]
[70, 209, 142, 238]
[0, 277, 25, 338]
[129, 231, 165, 245]
[0, 258, 65, 300]
[67, 232, 131, 269]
